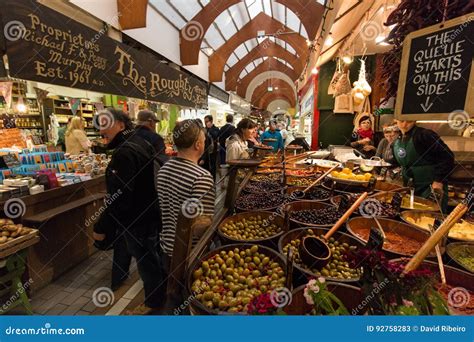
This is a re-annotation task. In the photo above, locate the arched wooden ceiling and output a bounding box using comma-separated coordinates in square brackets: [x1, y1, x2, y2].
[251, 78, 295, 105]
[246, 71, 295, 101]
[225, 39, 303, 91]
[259, 92, 295, 109]
[208, 12, 308, 82]
[236, 58, 297, 98]
[179, 0, 324, 65]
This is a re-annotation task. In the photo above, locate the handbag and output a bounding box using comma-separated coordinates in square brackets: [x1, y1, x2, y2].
[334, 93, 354, 114]
[328, 59, 342, 95]
[334, 67, 352, 97]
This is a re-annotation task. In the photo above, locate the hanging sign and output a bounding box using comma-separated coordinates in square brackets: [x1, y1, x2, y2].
[1, 1, 208, 108]
[395, 14, 474, 120]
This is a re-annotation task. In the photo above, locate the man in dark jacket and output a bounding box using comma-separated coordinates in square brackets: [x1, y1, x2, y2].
[218, 114, 235, 165]
[93, 108, 164, 313]
[204, 115, 220, 179]
[134, 110, 169, 166]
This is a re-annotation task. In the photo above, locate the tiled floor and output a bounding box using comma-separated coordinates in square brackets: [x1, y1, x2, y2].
[9, 250, 141, 315]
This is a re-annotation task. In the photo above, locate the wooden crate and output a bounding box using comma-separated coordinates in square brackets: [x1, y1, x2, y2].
[0, 230, 39, 259]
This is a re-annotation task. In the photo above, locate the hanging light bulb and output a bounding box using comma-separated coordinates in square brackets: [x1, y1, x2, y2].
[324, 33, 333, 47]
[16, 96, 27, 113]
[342, 55, 353, 64]
[306, 39, 312, 46]
[311, 67, 319, 75]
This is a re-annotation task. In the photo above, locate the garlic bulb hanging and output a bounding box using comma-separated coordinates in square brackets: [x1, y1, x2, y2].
[358, 59, 372, 96]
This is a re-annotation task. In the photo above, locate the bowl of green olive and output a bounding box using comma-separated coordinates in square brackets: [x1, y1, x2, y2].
[218, 211, 286, 248]
[279, 227, 363, 285]
[187, 244, 287, 315]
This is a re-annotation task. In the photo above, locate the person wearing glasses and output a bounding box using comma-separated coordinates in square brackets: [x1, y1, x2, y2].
[375, 123, 400, 164]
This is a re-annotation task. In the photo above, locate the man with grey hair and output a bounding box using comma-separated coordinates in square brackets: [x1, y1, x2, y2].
[135, 110, 169, 165]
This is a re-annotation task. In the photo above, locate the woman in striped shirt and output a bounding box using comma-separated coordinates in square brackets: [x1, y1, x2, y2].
[157, 119, 215, 267]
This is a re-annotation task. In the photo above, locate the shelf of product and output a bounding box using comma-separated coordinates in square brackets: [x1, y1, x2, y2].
[0, 146, 110, 198]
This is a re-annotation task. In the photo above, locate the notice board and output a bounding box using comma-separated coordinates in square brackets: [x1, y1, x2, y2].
[395, 14, 474, 120]
[1, 1, 208, 108]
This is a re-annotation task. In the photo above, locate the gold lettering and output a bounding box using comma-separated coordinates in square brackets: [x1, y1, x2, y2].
[28, 14, 40, 30]
[34, 61, 48, 77]
[114, 45, 129, 76]
[149, 72, 161, 92]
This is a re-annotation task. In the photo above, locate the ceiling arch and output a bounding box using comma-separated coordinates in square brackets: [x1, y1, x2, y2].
[259, 92, 295, 109]
[208, 12, 308, 82]
[236, 58, 297, 98]
[251, 78, 295, 105]
[225, 39, 303, 91]
[267, 100, 291, 113]
[245, 71, 295, 101]
[179, 0, 324, 65]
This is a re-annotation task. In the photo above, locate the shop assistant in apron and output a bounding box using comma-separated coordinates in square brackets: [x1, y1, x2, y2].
[393, 121, 454, 212]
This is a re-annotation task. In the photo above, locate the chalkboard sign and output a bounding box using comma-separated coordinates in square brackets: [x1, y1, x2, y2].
[395, 15, 474, 120]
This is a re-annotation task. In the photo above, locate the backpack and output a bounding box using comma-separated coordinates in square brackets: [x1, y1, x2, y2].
[125, 140, 162, 190]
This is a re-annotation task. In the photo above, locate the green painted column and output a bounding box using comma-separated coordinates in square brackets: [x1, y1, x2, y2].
[169, 105, 179, 132]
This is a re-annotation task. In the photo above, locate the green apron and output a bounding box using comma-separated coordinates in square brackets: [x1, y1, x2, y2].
[393, 126, 448, 212]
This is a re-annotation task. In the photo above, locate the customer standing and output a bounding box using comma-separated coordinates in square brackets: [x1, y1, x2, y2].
[204, 114, 220, 180]
[392, 120, 454, 212]
[260, 120, 283, 152]
[218, 114, 235, 164]
[226, 118, 257, 161]
[157, 119, 215, 272]
[93, 108, 164, 313]
[134, 110, 169, 165]
[65, 116, 91, 155]
[277, 122, 288, 146]
[375, 124, 400, 163]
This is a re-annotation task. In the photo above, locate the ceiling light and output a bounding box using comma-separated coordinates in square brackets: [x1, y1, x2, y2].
[277, 107, 281, 110]
[324, 34, 333, 47]
[274, 87, 278, 90]
[16, 96, 27, 113]
[306, 39, 312, 46]
[342, 56, 353, 64]
[311, 67, 319, 75]
[268, 86, 273, 92]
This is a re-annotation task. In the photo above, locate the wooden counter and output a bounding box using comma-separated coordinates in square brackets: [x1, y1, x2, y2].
[0, 176, 106, 292]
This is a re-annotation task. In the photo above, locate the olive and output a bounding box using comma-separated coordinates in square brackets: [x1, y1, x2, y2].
[193, 268, 203, 279]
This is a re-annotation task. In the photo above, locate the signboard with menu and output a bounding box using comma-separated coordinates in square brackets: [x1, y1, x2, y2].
[1, 1, 208, 108]
[395, 14, 474, 120]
